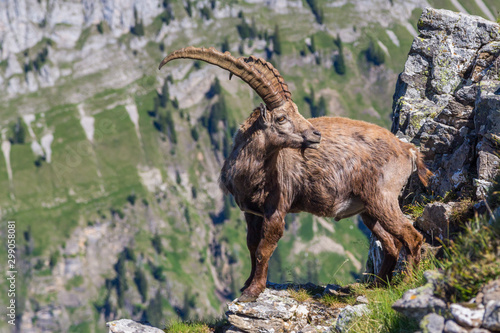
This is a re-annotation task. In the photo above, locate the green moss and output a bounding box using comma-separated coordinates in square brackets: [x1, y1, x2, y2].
[435, 216, 500, 302]
[75, 27, 92, 50]
[66, 275, 84, 290]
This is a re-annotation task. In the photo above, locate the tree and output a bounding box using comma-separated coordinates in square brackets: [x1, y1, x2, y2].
[200, 6, 212, 20]
[160, 79, 169, 107]
[315, 96, 327, 118]
[131, 8, 145, 36]
[49, 251, 59, 269]
[207, 94, 227, 135]
[10, 118, 26, 144]
[236, 13, 250, 39]
[190, 126, 199, 141]
[154, 108, 177, 143]
[221, 37, 230, 53]
[250, 17, 257, 39]
[151, 234, 163, 254]
[273, 24, 282, 55]
[134, 267, 148, 302]
[334, 34, 346, 75]
[206, 77, 221, 99]
[366, 39, 385, 66]
[180, 290, 196, 320]
[305, 87, 315, 116]
[185, 0, 192, 17]
[97, 21, 104, 34]
[114, 253, 128, 308]
[305, 0, 324, 24]
[145, 290, 163, 327]
[309, 35, 316, 53]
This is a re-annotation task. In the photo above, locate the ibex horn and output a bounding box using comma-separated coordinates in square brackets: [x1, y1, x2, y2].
[158, 46, 292, 110]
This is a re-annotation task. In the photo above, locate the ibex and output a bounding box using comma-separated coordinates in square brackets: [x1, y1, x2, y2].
[159, 47, 432, 302]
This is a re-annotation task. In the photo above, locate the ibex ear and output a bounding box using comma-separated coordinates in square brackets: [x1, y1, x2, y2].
[259, 103, 268, 123]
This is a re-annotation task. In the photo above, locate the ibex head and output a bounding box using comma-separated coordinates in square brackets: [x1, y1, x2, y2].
[159, 47, 321, 150]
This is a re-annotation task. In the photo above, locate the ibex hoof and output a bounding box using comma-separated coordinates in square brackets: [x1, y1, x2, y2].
[237, 293, 258, 303]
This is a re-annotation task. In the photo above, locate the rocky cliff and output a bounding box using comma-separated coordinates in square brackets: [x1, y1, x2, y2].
[392, 7, 500, 200]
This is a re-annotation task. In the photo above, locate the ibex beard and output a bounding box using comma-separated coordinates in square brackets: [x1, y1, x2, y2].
[159, 47, 432, 302]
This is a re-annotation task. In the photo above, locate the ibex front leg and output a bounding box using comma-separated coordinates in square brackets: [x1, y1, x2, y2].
[238, 212, 284, 302]
[241, 212, 263, 292]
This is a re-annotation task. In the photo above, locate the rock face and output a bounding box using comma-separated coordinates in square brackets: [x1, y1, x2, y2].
[366, 7, 500, 281]
[0, 0, 163, 59]
[391, 8, 500, 198]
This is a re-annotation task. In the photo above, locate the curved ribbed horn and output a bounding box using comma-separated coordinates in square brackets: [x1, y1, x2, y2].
[158, 46, 291, 110]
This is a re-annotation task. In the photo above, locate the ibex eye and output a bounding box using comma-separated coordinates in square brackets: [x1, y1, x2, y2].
[277, 116, 286, 123]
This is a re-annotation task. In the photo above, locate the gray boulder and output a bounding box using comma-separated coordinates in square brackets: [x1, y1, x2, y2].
[420, 313, 445, 333]
[415, 202, 464, 240]
[392, 271, 446, 321]
[482, 301, 500, 331]
[450, 304, 485, 328]
[444, 320, 468, 333]
[335, 304, 369, 332]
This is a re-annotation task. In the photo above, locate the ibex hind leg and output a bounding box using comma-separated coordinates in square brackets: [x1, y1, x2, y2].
[241, 213, 263, 292]
[361, 213, 403, 286]
[366, 201, 423, 281]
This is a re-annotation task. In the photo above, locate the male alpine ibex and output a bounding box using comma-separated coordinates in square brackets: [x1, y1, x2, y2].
[159, 47, 432, 302]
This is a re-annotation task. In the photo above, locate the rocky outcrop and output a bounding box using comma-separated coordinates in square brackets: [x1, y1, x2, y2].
[224, 283, 371, 333]
[225, 285, 340, 333]
[391, 8, 500, 199]
[366, 7, 500, 280]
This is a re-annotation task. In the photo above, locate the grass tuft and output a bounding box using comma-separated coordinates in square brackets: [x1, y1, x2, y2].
[320, 293, 354, 308]
[164, 316, 227, 333]
[435, 215, 500, 303]
[164, 321, 210, 333]
[346, 258, 437, 333]
[288, 288, 312, 302]
[403, 201, 425, 220]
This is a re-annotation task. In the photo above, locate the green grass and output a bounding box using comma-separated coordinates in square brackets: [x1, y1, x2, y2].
[298, 214, 314, 242]
[75, 27, 93, 50]
[288, 287, 313, 302]
[164, 317, 227, 333]
[68, 321, 92, 333]
[346, 258, 437, 333]
[65, 275, 84, 290]
[403, 202, 425, 220]
[456, 0, 486, 17]
[435, 215, 500, 302]
[428, 0, 455, 11]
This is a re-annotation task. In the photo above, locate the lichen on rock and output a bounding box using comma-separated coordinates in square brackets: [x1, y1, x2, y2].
[391, 8, 500, 199]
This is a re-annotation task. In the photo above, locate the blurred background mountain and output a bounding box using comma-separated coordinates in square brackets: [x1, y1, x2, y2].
[0, 0, 498, 332]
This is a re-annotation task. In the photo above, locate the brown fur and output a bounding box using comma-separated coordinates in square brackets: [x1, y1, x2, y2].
[219, 101, 431, 301]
